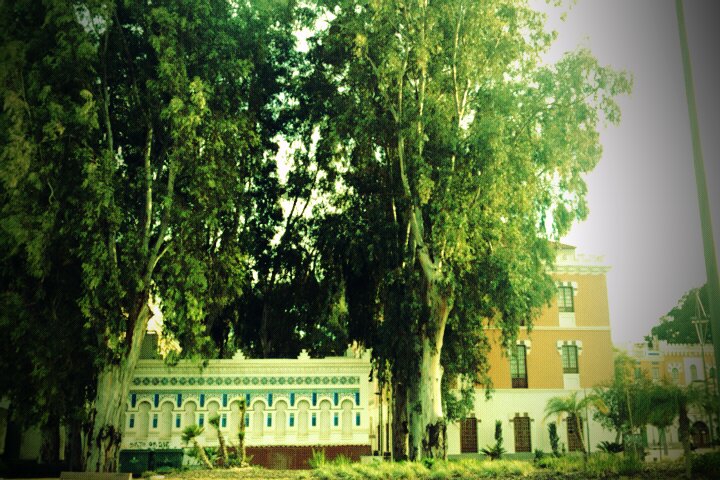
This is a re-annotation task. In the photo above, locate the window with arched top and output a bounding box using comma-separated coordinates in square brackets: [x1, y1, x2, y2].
[252, 401, 265, 438]
[183, 402, 197, 429]
[159, 402, 173, 439]
[672, 368, 680, 384]
[275, 401, 287, 438]
[341, 400, 353, 438]
[319, 400, 331, 439]
[297, 400, 310, 437]
[690, 364, 698, 382]
[137, 402, 151, 439]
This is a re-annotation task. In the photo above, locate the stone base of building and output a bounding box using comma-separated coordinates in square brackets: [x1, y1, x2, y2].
[247, 444, 372, 469]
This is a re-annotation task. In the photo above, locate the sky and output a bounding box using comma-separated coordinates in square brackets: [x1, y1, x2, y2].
[531, 0, 720, 345]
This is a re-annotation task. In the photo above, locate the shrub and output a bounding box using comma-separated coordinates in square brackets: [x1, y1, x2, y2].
[309, 448, 327, 469]
[597, 440, 623, 454]
[692, 451, 720, 478]
[534, 449, 546, 463]
[480, 420, 506, 460]
[548, 422, 560, 457]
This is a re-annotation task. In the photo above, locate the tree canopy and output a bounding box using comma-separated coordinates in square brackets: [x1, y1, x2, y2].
[651, 284, 711, 345]
[1, 0, 631, 468]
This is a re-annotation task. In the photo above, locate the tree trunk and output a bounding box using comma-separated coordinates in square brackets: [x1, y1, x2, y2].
[238, 401, 247, 466]
[216, 428, 228, 466]
[418, 287, 449, 460]
[392, 381, 409, 461]
[66, 418, 84, 471]
[679, 398, 691, 479]
[408, 377, 422, 461]
[574, 415, 586, 455]
[193, 439, 214, 469]
[40, 414, 60, 466]
[85, 306, 150, 472]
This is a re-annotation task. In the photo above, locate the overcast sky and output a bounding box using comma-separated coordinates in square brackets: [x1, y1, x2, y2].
[531, 0, 720, 345]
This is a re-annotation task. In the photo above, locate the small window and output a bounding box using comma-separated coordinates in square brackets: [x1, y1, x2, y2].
[290, 393, 295, 406]
[561, 345, 579, 374]
[244, 412, 250, 427]
[129, 414, 135, 429]
[289, 413, 295, 427]
[199, 413, 205, 427]
[199, 394, 205, 408]
[153, 394, 159, 408]
[312, 392, 317, 406]
[333, 392, 339, 406]
[267, 412, 272, 427]
[131, 393, 137, 408]
[510, 344, 528, 388]
[311, 413, 317, 427]
[245, 393, 251, 406]
[672, 368, 680, 384]
[152, 414, 158, 429]
[222, 393, 228, 407]
[221, 413, 227, 428]
[558, 286, 574, 312]
[355, 392, 360, 406]
[176, 393, 183, 407]
[175, 414, 181, 428]
[334, 412, 339, 427]
[355, 412, 361, 426]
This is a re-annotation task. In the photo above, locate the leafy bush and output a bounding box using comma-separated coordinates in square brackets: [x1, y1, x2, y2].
[548, 422, 560, 457]
[480, 420, 506, 460]
[597, 440, 623, 453]
[692, 451, 720, 478]
[309, 448, 327, 468]
[533, 449, 546, 463]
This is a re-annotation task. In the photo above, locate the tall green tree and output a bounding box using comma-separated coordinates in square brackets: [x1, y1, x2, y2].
[308, 0, 630, 458]
[651, 284, 711, 345]
[1, 0, 297, 471]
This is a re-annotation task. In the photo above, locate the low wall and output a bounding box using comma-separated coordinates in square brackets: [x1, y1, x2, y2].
[246, 444, 372, 469]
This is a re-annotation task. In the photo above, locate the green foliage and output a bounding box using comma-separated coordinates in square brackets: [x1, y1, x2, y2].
[309, 448, 327, 469]
[652, 284, 710, 344]
[480, 420, 505, 461]
[307, 0, 631, 456]
[596, 441, 623, 454]
[548, 422, 561, 457]
[181, 425, 204, 445]
[692, 451, 720, 478]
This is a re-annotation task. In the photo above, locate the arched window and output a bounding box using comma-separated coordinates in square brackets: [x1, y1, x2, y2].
[159, 402, 173, 439]
[297, 400, 310, 437]
[275, 401, 287, 438]
[137, 402, 151, 439]
[690, 364, 698, 382]
[672, 368, 680, 384]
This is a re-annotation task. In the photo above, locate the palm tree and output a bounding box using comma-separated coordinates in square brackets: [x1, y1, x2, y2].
[182, 425, 213, 469]
[208, 414, 229, 466]
[647, 383, 678, 458]
[544, 391, 607, 456]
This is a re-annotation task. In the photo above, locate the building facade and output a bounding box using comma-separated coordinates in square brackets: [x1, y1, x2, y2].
[121, 347, 374, 468]
[626, 339, 717, 449]
[447, 245, 616, 456]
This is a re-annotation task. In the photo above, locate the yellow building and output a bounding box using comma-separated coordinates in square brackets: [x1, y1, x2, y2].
[626, 339, 716, 449]
[447, 245, 616, 456]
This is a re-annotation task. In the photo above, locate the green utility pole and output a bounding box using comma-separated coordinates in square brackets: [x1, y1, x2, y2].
[675, 0, 720, 427]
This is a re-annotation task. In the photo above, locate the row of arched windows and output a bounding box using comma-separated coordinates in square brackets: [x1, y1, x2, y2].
[127, 398, 360, 441]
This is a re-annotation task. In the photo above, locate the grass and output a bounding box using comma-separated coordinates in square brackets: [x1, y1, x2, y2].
[160, 453, 687, 480]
